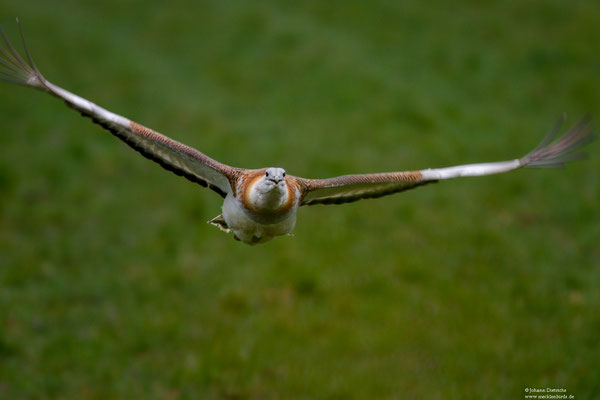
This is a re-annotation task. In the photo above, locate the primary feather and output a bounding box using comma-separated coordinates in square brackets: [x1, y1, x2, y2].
[520, 114, 595, 168]
[0, 19, 45, 88]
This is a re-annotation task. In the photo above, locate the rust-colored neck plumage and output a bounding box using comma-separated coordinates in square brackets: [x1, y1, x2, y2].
[235, 169, 298, 221]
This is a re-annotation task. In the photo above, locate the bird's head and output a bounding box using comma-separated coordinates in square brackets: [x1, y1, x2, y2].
[260, 167, 286, 192]
[249, 167, 288, 210]
[245, 167, 292, 216]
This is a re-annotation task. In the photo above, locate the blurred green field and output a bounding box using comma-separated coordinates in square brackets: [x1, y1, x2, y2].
[0, 1, 599, 398]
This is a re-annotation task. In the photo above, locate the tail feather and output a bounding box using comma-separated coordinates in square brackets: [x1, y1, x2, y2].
[520, 115, 595, 168]
[0, 19, 46, 90]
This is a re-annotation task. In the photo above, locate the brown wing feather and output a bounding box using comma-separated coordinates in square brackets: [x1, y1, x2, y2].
[298, 171, 436, 206]
[57, 90, 239, 198]
[89, 116, 238, 198]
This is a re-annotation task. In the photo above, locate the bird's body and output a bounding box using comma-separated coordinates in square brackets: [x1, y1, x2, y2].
[0, 22, 595, 245]
[217, 168, 301, 244]
[221, 191, 297, 244]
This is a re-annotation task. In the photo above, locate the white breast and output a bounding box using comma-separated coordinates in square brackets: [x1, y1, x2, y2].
[222, 194, 297, 244]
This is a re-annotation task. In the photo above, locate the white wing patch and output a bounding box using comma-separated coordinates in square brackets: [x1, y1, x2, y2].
[420, 159, 521, 180]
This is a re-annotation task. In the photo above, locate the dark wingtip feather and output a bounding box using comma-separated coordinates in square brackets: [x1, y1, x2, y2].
[520, 115, 596, 168]
[0, 19, 45, 89]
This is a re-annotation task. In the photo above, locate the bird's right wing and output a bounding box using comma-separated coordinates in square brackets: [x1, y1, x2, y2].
[297, 115, 594, 206]
[0, 21, 238, 198]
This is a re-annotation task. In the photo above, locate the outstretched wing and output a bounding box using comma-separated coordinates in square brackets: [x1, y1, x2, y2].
[298, 171, 435, 206]
[298, 115, 594, 206]
[0, 20, 238, 198]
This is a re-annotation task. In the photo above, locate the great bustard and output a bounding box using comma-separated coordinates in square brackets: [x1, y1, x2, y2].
[0, 21, 594, 244]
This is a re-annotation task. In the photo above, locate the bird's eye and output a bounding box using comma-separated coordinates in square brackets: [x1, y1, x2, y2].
[282, 172, 286, 177]
[266, 171, 270, 177]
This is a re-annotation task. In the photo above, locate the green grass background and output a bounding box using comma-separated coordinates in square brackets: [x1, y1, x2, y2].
[0, 1, 599, 398]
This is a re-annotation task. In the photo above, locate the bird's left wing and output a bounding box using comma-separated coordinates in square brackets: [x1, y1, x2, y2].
[0, 21, 238, 198]
[298, 116, 594, 206]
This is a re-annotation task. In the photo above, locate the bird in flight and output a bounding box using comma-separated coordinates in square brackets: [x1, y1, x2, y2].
[0, 21, 595, 245]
